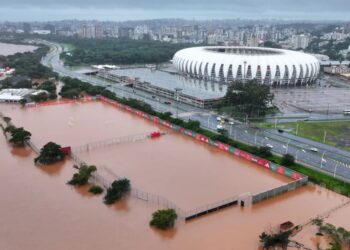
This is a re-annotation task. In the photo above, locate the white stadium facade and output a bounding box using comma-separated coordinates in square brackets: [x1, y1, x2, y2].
[173, 46, 320, 86]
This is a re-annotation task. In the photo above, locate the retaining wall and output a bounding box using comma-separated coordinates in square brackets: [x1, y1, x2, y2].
[252, 177, 308, 204]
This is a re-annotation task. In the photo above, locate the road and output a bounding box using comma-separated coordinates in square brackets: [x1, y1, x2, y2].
[40, 40, 350, 182]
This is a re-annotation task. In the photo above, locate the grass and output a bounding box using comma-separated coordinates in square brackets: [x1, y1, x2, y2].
[63, 43, 76, 52]
[255, 120, 350, 151]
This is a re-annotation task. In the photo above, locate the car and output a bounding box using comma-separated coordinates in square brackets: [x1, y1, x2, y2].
[164, 101, 171, 105]
[229, 121, 234, 125]
[216, 124, 224, 130]
[310, 147, 319, 153]
[266, 144, 274, 149]
[152, 95, 156, 99]
[278, 129, 284, 133]
[216, 116, 221, 121]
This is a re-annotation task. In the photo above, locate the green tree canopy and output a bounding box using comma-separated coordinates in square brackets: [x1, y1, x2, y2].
[34, 142, 65, 165]
[150, 209, 178, 230]
[8, 127, 31, 146]
[223, 80, 274, 117]
[104, 178, 130, 204]
[67, 165, 97, 186]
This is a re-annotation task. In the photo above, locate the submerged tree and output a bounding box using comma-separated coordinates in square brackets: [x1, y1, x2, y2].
[34, 142, 65, 165]
[259, 230, 292, 249]
[67, 165, 97, 186]
[150, 209, 178, 230]
[8, 127, 32, 146]
[104, 178, 130, 204]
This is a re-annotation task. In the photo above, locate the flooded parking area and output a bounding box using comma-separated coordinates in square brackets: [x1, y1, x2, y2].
[1, 101, 350, 250]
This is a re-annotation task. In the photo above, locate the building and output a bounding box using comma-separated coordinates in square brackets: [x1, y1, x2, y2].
[173, 46, 320, 86]
[292, 34, 310, 49]
[0, 89, 47, 103]
[324, 65, 350, 75]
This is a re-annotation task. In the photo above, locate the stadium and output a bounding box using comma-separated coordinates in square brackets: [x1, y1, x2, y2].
[173, 46, 320, 86]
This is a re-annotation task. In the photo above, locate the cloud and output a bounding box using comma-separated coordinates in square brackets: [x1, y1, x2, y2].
[0, 0, 349, 21]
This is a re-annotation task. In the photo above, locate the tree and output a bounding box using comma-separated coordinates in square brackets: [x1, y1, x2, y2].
[67, 165, 97, 186]
[89, 185, 104, 194]
[257, 146, 273, 158]
[104, 178, 130, 204]
[223, 80, 274, 117]
[150, 209, 178, 230]
[34, 142, 65, 165]
[3, 116, 11, 125]
[8, 127, 31, 146]
[19, 99, 27, 107]
[259, 230, 292, 249]
[281, 154, 295, 166]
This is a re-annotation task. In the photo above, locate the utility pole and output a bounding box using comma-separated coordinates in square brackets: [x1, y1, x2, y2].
[296, 123, 300, 136]
[174, 88, 182, 118]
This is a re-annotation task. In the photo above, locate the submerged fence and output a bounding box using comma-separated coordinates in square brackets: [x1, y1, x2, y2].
[89, 165, 187, 218]
[252, 176, 309, 204]
[72, 132, 151, 154]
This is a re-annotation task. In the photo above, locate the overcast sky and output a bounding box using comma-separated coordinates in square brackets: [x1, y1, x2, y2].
[0, 0, 350, 21]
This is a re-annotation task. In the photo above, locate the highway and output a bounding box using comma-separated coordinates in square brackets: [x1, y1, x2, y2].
[40, 40, 350, 182]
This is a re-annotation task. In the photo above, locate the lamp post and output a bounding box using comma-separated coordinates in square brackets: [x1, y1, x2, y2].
[333, 162, 339, 178]
[174, 88, 182, 118]
[321, 151, 327, 169]
[243, 61, 247, 83]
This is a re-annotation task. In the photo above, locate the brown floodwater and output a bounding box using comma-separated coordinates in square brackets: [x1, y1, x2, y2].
[0, 42, 37, 56]
[1, 101, 291, 209]
[1, 102, 349, 250]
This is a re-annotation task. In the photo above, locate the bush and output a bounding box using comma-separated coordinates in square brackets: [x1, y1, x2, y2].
[150, 209, 178, 230]
[281, 154, 295, 167]
[34, 142, 65, 165]
[104, 178, 130, 204]
[67, 165, 97, 186]
[89, 185, 104, 194]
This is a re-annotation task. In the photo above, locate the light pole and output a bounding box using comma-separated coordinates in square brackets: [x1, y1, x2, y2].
[296, 123, 300, 136]
[285, 139, 290, 154]
[254, 130, 258, 145]
[323, 130, 327, 144]
[174, 88, 182, 118]
[321, 151, 327, 169]
[333, 162, 339, 178]
[243, 61, 247, 83]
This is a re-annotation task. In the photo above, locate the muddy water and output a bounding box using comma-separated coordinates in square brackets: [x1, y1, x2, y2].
[0, 102, 160, 148]
[0, 42, 37, 56]
[1, 102, 349, 250]
[80, 133, 291, 210]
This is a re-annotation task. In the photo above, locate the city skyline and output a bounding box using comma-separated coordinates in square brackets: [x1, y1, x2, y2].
[1, 0, 350, 21]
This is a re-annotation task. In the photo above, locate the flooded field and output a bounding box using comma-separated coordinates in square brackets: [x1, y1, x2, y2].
[0, 101, 159, 148]
[1, 101, 291, 210]
[79, 134, 291, 210]
[0, 42, 37, 56]
[1, 101, 350, 250]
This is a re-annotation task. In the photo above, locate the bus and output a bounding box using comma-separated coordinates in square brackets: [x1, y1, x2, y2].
[343, 110, 350, 115]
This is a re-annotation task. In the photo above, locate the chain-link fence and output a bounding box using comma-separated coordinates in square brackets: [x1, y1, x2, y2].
[72, 132, 151, 154]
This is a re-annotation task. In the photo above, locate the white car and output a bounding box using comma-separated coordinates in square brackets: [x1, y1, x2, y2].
[266, 144, 274, 149]
[216, 124, 224, 130]
[310, 147, 319, 153]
